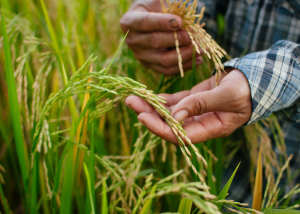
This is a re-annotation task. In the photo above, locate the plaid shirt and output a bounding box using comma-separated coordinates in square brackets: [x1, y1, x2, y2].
[195, 0, 300, 204]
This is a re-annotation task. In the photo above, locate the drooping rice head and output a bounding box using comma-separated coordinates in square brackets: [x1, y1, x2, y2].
[161, 0, 227, 85]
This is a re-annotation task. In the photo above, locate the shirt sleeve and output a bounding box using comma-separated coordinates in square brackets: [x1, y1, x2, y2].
[223, 40, 300, 125]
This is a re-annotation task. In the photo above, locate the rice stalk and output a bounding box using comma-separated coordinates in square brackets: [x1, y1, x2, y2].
[2, 8, 29, 192]
[83, 163, 96, 214]
[160, 0, 227, 83]
[31, 55, 207, 189]
[265, 155, 293, 208]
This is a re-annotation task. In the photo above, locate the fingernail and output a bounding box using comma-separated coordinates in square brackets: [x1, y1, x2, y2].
[169, 19, 179, 29]
[173, 110, 189, 121]
[139, 119, 146, 126]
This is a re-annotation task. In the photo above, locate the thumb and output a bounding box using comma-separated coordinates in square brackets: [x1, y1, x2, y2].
[171, 84, 242, 121]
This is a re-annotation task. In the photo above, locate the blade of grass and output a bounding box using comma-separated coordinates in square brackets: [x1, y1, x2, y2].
[59, 120, 77, 214]
[74, 32, 129, 132]
[39, 0, 60, 57]
[215, 138, 223, 193]
[59, 143, 74, 214]
[0, 107, 9, 145]
[216, 162, 240, 210]
[204, 144, 217, 195]
[140, 185, 157, 214]
[102, 31, 128, 75]
[0, 180, 11, 214]
[2, 8, 29, 192]
[85, 124, 96, 214]
[74, 65, 92, 180]
[178, 198, 193, 214]
[75, 32, 85, 68]
[83, 163, 95, 214]
[38, 160, 51, 214]
[264, 209, 300, 214]
[102, 176, 108, 214]
[119, 120, 130, 156]
[39, 0, 77, 120]
[1, 1, 11, 10]
[30, 154, 38, 214]
[75, 190, 85, 214]
[207, 155, 217, 195]
[252, 143, 263, 212]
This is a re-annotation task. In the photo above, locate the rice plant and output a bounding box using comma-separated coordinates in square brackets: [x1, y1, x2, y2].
[0, 0, 299, 214]
[160, 0, 227, 84]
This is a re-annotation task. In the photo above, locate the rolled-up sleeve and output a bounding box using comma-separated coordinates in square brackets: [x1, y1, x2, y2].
[223, 40, 300, 125]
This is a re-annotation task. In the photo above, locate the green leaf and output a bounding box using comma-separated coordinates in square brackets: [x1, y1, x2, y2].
[216, 162, 240, 210]
[0, 178, 11, 214]
[83, 163, 95, 214]
[1, 1, 11, 10]
[1, 7, 29, 192]
[263, 209, 300, 214]
[30, 154, 38, 214]
[205, 150, 217, 195]
[39, 0, 77, 120]
[178, 198, 193, 214]
[102, 31, 129, 75]
[59, 143, 74, 214]
[85, 124, 96, 214]
[140, 185, 157, 214]
[74, 32, 129, 134]
[215, 138, 223, 193]
[101, 176, 108, 214]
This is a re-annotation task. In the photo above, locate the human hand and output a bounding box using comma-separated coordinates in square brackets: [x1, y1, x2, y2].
[125, 68, 252, 144]
[120, 0, 204, 75]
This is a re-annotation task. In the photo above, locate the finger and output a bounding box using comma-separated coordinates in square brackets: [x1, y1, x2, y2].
[160, 76, 214, 107]
[191, 77, 214, 94]
[126, 30, 191, 49]
[183, 111, 240, 143]
[171, 81, 247, 121]
[159, 91, 191, 106]
[143, 56, 203, 75]
[120, 11, 182, 32]
[125, 95, 162, 118]
[137, 112, 178, 143]
[136, 44, 202, 68]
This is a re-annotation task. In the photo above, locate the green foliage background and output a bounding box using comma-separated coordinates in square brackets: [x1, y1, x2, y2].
[0, 0, 299, 213]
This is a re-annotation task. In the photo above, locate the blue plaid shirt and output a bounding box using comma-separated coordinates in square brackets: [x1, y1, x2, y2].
[196, 0, 300, 204]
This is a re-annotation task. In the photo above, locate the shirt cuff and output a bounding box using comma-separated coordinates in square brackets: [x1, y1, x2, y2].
[222, 40, 300, 125]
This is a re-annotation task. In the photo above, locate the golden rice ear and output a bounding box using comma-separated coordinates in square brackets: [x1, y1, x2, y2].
[160, 0, 227, 86]
[174, 31, 184, 77]
[252, 143, 263, 212]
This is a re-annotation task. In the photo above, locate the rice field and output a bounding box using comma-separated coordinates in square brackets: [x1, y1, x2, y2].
[0, 0, 299, 213]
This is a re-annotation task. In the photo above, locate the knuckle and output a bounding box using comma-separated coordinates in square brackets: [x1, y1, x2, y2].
[149, 32, 160, 49]
[161, 53, 172, 68]
[192, 95, 207, 116]
[140, 14, 149, 31]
